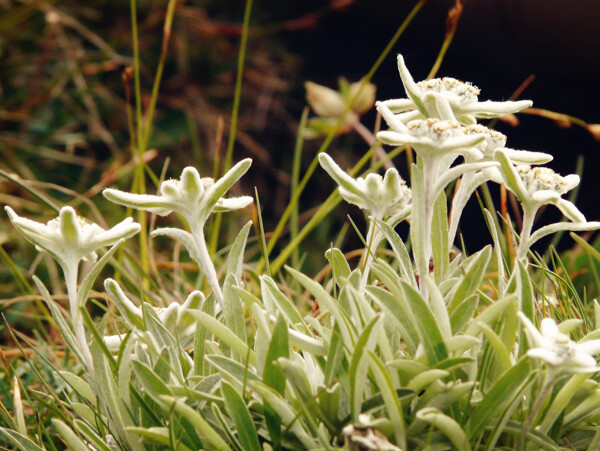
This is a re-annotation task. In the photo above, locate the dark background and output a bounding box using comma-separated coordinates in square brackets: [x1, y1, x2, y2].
[273, 0, 600, 252]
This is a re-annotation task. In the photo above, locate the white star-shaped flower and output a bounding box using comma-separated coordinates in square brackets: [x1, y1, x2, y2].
[5, 206, 140, 271]
[495, 150, 584, 223]
[377, 54, 532, 125]
[519, 312, 600, 376]
[377, 118, 485, 162]
[103, 159, 253, 229]
[318, 153, 411, 223]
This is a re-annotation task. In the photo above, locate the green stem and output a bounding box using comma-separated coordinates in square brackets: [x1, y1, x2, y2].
[360, 218, 383, 289]
[291, 108, 309, 269]
[192, 225, 224, 310]
[517, 207, 536, 260]
[140, 0, 178, 150]
[268, 144, 406, 275]
[64, 266, 94, 376]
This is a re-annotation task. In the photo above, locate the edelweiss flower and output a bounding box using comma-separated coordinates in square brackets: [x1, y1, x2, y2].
[519, 312, 600, 376]
[319, 153, 411, 223]
[447, 125, 553, 247]
[464, 124, 552, 165]
[377, 118, 485, 162]
[103, 159, 253, 230]
[5, 206, 140, 270]
[377, 54, 532, 125]
[495, 150, 584, 222]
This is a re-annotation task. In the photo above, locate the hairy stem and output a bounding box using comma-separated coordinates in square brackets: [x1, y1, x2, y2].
[192, 225, 224, 310]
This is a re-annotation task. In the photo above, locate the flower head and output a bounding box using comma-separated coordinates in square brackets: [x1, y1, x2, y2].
[377, 118, 485, 162]
[5, 206, 140, 271]
[519, 312, 600, 376]
[104, 160, 253, 229]
[495, 149, 584, 222]
[319, 153, 411, 223]
[377, 54, 532, 125]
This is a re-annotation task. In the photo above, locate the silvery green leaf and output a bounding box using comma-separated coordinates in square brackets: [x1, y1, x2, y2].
[495, 149, 529, 202]
[395, 54, 427, 115]
[467, 358, 533, 441]
[541, 374, 589, 433]
[150, 228, 202, 263]
[260, 275, 309, 334]
[206, 355, 261, 392]
[89, 334, 128, 446]
[275, 356, 314, 401]
[448, 245, 491, 314]
[554, 197, 587, 223]
[450, 294, 479, 334]
[103, 189, 174, 215]
[369, 351, 407, 449]
[288, 330, 327, 355]
[461, 99, 532, 118]
[444, 335, 481, 354]
[226, 220, 252, 280]
[349, 315, 383, 420]
[201, 158, 252, 219]
[221, 381, 261, 451]
[503, 148, 553, 165]
[286, 266, 357, 346]
[189, 311, 256, 365]
[465, 296, 516, 336]
[104, 278, 144, 330]
[415, 408, 471, 451]
[159, 395, 229, 450]
[424, 278, 451, 339]
[401, 281, 448, 365]
[73, 419, 113, 451]
[479, 323, 513, 373]
[0, 428, 45, 451]
[410, 163, 428, 281]
[431, 191, 448, 282]
[563, 389, 600, 429]
[52, 420, 90, 451]
[325, 247, 351, 285]
[527, 221, 600, 249]
[33, 276, 85, 365]
[558, 319, 584, 336]
[375, 219, 416, 287]
[319, 153, 364, 201]
[223, 273, 246, 345]
[432, 161, 498, 199]
[407, 369, 449, 392]
[249, 381, 318, 449]
[58, 371, 95, 405]
[365, 271, 417, 351]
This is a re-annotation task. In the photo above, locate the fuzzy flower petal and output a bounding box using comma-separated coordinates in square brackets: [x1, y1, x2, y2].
[495, 149, 584, 222]
[319, 153, 411, 222]
[377, 118, 485, 162]
[379, 54, 532, 124]
[519, 312, 600, 376]
[5, 206, 140, 270]
[104, 159, 252, 229]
